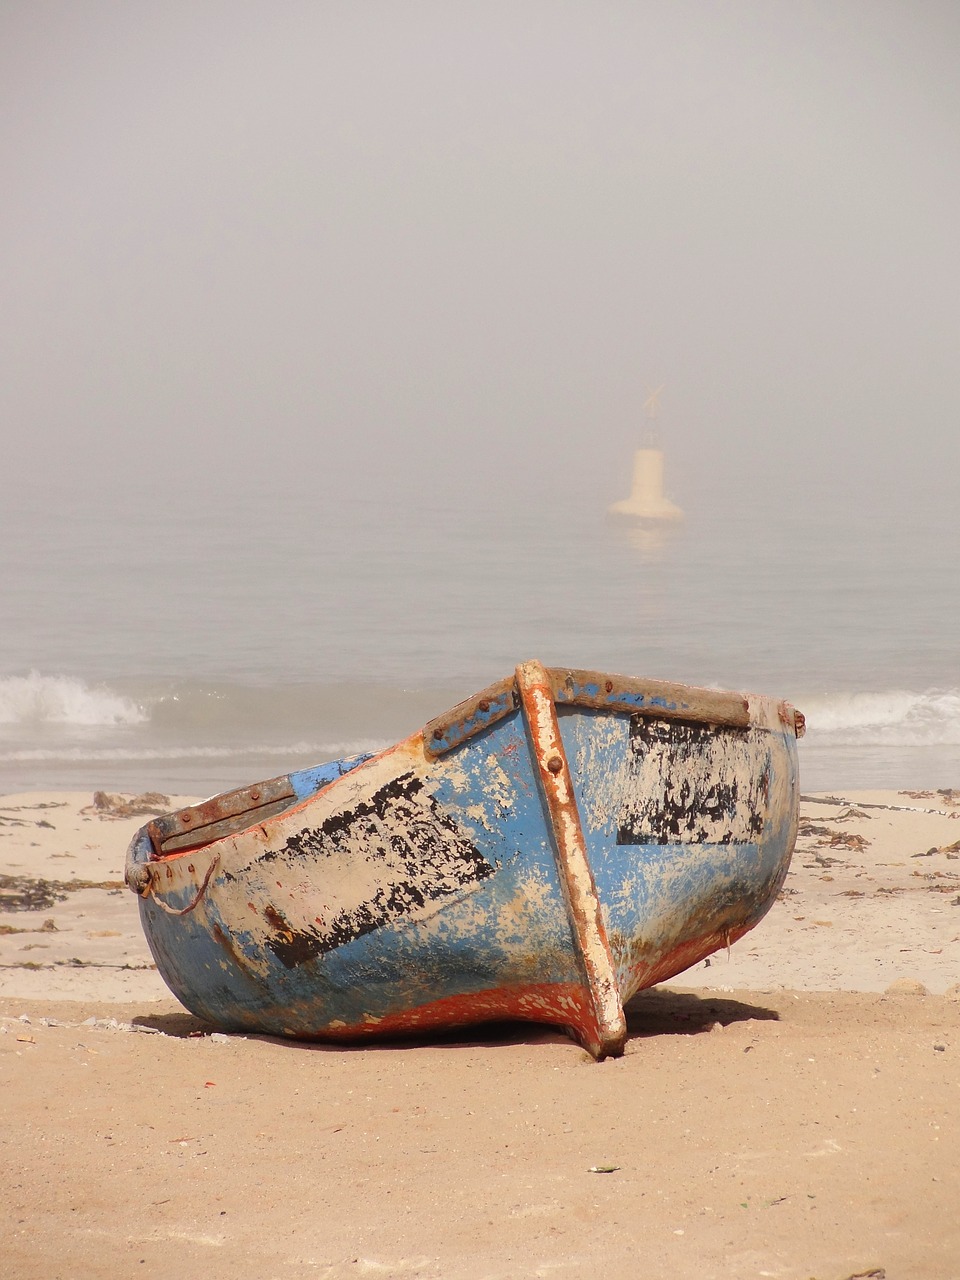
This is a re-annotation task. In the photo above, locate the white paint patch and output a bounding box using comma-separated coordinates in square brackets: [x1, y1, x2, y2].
[620, 722, 769, 844]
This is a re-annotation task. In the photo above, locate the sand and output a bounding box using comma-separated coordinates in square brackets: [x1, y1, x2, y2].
[2, 788, 959, 1279]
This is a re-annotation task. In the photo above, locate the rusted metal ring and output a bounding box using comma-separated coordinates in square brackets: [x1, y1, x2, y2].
[125, 862, 152, 896]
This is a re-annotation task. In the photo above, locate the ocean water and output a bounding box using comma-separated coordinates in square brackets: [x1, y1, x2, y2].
[2, 474, 958, 797]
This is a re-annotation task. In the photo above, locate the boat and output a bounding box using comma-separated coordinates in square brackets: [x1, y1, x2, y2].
[125, 661, 804, 1059]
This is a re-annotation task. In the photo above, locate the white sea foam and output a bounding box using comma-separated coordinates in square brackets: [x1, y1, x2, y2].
[0, 673, 147, 727]
[802, 689, 960, 746]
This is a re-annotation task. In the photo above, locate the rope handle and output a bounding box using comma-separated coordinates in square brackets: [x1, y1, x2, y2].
[137, 853, 220, 916]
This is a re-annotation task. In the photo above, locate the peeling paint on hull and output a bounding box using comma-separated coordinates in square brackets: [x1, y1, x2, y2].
[126, 663, 802, 1059]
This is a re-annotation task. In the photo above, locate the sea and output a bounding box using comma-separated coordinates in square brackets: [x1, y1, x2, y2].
[2, 469, 958, 799]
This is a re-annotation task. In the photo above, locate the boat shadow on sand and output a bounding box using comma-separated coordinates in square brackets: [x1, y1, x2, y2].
[131, 989, 778, 1053]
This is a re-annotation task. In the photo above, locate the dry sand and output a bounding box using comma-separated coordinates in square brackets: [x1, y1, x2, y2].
[2, 788, 959, 1279]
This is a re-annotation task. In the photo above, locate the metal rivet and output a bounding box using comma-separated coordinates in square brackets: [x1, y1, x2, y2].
[605, 681, 613, 693]
[250, 790, 260, 802]
[547, 755, 563, 774]
[180, 812, 192, 823]
[433, 727, 444, 740]
[478, 700, 489, 712]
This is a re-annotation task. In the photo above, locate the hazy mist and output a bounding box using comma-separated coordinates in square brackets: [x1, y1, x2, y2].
[3, 1, 959, 517]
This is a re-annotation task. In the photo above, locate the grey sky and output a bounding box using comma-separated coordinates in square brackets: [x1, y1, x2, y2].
[3, 1, 958, 513]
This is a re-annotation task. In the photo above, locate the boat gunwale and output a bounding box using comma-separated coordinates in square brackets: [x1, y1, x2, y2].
[422, 665, 801, 759]
[134, 665, 802, 866]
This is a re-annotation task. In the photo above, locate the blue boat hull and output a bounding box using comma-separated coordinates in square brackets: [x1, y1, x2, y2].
[126, 663, 802, 1058]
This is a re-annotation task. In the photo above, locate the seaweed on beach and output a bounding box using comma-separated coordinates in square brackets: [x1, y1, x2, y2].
[80, 791, 170, 820]
[0, 875, 67, 911]
[0, 873, 124, 912]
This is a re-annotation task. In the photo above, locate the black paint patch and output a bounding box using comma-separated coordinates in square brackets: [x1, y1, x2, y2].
[253, 773, 493, 968]
[617, 717, 768, 846]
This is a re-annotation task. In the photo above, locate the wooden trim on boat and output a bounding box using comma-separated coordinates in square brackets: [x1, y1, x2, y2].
[515, 660, 627, 1060]
[548, 667, 751, 728]
[421, 663, 789, 759]
[422, 676, 518, 758]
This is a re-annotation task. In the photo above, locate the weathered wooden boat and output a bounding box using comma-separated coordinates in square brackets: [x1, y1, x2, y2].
[125, 661, 803, 1059]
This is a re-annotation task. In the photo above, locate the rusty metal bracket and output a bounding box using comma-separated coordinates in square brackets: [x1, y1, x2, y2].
[147, 776, 296, 857]
[515, 660, 627, 1060]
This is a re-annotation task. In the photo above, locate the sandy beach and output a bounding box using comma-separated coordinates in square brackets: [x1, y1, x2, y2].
[3, 788, 959, 1279]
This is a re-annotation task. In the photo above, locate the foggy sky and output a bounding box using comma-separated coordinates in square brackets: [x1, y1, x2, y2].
[2, 1, 959, 514]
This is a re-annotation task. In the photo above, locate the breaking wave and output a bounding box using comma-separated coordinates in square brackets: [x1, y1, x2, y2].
[0, 672, 146, 727]
[802, 689, 960, 747]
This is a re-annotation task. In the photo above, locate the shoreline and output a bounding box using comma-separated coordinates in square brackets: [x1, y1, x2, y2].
[6, 744, 960, 801]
